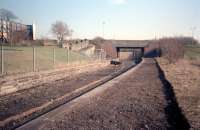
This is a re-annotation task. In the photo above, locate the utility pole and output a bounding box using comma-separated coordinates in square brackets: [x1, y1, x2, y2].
[53, 48, 55, 66]
[33, 47, 36, 72]
[0, 17, 4, 43]
[102, 21, 105, 38]
[67, 49, 69, 64]
[1, 44, 3, 75]
[113, 33, 116, 40]
[191, 27, 196, 44]
[0, 17, 4, 74]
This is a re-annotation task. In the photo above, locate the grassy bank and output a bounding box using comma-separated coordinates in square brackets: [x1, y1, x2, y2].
[156, 43, 200, 129]
[184, 44, 200, 60]
[0, 46, 89, 74]
[157, 57, 200, 129]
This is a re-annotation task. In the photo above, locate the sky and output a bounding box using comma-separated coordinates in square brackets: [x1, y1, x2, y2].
[1, 0, 200, 40]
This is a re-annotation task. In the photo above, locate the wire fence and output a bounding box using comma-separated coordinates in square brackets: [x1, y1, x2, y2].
[0, 45, 106, 75]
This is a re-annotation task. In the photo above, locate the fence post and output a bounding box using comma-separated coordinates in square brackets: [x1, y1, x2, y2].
[1, 45, 3, 75]
[53, 48, 55, 67]
[104, 51, 107, 60]
[100, 49, 102, 61]
[74, 54, 77, 65]
[67, 49, 69, 64]
[33, 47, 36, 72]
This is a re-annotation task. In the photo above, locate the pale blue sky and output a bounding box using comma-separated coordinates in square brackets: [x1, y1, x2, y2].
[1, 0, 200, 40]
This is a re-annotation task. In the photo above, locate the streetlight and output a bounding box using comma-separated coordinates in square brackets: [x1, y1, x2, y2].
[191, 27, 196, 37]
[190, 27, 196, 44]
[102, 21, 105, 38]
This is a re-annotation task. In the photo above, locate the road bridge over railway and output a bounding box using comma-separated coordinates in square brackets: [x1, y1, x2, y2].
[114, 41, 149, 62]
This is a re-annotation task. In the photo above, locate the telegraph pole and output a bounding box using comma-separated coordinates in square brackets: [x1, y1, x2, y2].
[191, 27, 196, 44]
[1, 44, 3, 75]
[102, 21, 105, 38]
[0, 17, 4, 43]
[33, 47, 36, 72]
[0, 17, 4, 74]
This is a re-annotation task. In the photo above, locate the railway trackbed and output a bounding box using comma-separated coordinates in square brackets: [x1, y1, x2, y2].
[13, 58, 191, 130]
[0, 61, 109, 96]
[0, 62, 136, 130]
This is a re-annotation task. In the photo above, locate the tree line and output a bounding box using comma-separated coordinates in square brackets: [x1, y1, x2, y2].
[147, 37, 199, 63]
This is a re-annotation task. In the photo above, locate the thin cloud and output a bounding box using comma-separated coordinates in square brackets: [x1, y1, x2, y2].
[111, 0, 127, 5]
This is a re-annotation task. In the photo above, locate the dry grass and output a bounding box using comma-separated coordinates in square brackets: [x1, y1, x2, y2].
[157, 58, 200, 129]
[184, 44, 200, 60]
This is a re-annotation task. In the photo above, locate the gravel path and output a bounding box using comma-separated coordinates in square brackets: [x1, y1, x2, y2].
[17, 58, 185, 130]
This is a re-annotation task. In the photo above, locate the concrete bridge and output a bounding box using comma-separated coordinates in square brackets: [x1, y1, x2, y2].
[114, 41, 149, 61]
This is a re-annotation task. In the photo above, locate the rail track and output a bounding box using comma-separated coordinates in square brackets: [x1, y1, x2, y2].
[0, 61, 137, 130]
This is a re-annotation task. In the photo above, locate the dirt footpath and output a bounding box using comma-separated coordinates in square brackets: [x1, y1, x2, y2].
[17, 58, 190, 130]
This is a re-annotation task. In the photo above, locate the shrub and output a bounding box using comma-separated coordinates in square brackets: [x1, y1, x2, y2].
[148, 37, 185, 63]
[158, 38, 185, 63]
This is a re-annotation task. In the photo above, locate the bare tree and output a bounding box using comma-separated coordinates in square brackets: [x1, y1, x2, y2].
[92, 36, 105, 48]
[0, 9, 17, 20]
[159, 38, 185, 63]
[93, 36, 105, 43]
[51, 21, 72, 47]
[0, 9, 17, 44]
[148, 37, 185, 63]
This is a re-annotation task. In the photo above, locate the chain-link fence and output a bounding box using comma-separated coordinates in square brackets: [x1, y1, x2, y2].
[0, 45, 106, 75]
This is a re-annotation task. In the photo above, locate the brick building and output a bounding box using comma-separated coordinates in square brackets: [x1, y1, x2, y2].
[0, 19, 36, 43]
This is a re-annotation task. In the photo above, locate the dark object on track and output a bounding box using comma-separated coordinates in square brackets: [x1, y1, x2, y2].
[110, 59, 121, 65]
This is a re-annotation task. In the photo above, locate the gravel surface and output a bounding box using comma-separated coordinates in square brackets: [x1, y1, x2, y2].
[22, 58, 180, 130]
[0, 64, 120, 121]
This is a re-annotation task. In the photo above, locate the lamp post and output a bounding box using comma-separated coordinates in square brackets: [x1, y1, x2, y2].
[190, 27, 196, 44]
[0, 17, 4, 74]
[102, 21, 105, 38]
